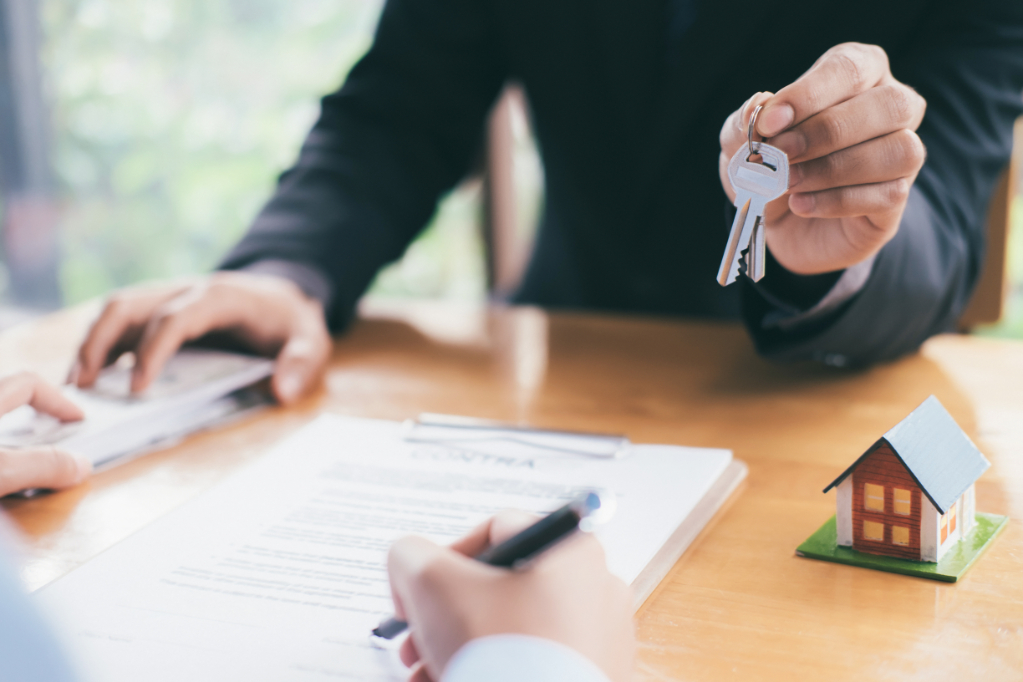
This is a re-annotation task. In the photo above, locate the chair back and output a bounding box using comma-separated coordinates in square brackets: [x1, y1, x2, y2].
[959, 117, 1021, 329]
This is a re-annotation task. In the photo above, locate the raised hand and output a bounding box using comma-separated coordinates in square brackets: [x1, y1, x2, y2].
[719, 42, 927, 275]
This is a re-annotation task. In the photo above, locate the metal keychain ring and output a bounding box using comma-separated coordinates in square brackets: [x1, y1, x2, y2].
[748, 104, 763, 157]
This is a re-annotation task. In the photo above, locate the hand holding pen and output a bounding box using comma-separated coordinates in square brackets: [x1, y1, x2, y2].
[383, 498, 635, 682]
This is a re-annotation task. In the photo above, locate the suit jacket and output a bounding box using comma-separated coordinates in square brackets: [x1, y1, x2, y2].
[221, 0, 1023, 366]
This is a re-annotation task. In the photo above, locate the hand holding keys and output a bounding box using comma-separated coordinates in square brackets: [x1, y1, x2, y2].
[717, 105, 789, 286]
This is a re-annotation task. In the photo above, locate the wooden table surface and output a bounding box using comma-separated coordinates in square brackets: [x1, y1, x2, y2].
[3, 299, 1021, 681]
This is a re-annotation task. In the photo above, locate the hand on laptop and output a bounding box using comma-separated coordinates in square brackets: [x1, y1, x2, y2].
[72, 273, 332, 405]
[387, 511, 635, 682]
[0, 373, 90, 497]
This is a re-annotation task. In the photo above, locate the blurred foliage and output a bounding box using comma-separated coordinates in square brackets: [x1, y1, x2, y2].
[40, 0, 486, 304]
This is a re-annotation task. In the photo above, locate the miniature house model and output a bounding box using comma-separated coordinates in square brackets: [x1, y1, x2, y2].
[823, 396, 990, 562]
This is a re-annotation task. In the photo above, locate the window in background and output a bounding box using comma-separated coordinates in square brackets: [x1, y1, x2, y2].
[1, 0, 62, 311]
[28, 0, 502, 309]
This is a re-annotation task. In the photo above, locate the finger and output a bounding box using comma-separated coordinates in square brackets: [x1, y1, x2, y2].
[448, 510, 537, 557]
[388, 536, 483, 615]
[408, 662, 434, 682]
[446, 518, 495, 558]
[489, 510, 540, 546]
[0, 373, 83, 422]
[386, 536, 452, 640]
[76, 297, 148, 388]
[537, 529, 609, 573]
[0, 447, 91, 496]
[788, 129, 926, 193]
[772, 84, 926, 163]
[388, 536, 449, 594]
[719, 91, 773, 156]
[387, 536, 444, 623]
[130, 291, 221, 393]
[271, 330, 331, 405]
[399, 633, 421, 668]
[790, 177, 912, 221]
[759, 43, 891, 137]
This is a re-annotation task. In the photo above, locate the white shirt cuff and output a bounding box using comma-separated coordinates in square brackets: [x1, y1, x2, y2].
[442, 634, 612, 682]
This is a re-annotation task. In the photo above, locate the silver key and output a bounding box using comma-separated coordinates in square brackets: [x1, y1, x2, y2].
[717, 136, 789, 286]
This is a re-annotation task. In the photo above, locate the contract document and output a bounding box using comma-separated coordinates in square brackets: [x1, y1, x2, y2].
[37, 415, 745, 682]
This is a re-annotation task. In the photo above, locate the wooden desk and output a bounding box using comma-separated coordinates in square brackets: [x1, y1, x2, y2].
[3, 300, 1022, 680]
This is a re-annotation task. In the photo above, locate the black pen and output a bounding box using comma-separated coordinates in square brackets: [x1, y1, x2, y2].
[371, 490, 611, 640]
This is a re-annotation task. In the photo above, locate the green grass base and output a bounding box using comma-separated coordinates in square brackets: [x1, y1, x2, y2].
[796, 512, 1008, 582]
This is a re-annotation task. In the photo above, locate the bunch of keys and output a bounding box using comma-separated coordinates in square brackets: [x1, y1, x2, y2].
[716, 104, 790, 286]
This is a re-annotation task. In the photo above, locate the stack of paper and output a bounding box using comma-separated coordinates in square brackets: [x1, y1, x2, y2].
[0, 349, 274, 469]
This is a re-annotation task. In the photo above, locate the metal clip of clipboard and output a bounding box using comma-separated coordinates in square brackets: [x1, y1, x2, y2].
[401, 413, 631, 459]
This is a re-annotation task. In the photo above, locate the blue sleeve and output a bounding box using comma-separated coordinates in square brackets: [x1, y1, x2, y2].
[0, 545, 80, 682]
[442, 634, 612, 682]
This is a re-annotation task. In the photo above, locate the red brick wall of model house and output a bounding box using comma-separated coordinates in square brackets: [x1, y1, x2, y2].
[851, 443, 924, 560]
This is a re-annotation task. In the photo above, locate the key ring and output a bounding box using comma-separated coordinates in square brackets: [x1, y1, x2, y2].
[748, 104, 763, 157]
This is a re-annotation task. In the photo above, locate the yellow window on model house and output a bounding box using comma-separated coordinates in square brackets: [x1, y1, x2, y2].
[863, 520, 884, 541]
[892, 526, 910, 546]
[894, 488, 912, 515]
[941, 511, 948, 543]
[864, 483, 885, 512]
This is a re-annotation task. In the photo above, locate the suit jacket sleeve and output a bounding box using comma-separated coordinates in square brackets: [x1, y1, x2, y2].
[219, 0, 504, 331]
[740, 0, 1023, 367]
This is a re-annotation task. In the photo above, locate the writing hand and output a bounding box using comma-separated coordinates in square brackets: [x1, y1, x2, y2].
[719, 42, 927, 275]
[386, 511, 635, 682]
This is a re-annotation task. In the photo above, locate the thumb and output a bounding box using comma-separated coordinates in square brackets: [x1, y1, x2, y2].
[0, 447, 92, 497]
[272, 332, 329, 405]
[720, 91, 773, 157]
[387, 535, 449, 620]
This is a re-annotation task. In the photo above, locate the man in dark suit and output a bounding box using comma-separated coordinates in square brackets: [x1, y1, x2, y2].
[71, 0, 1023, 403]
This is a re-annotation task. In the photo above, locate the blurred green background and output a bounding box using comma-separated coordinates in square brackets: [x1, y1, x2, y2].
[41, 0, 487, 305]
[25, 0, 1023, 337]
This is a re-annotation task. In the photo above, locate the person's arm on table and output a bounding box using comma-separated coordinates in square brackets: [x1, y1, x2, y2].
[0, 373, 91, 497]
[71, 0, 504, 402]
[718, 0, 1023, 367]
[387, 511, 634, 682]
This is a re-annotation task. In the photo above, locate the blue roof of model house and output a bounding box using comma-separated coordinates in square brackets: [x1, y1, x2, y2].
[824, 396, 990, 514]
